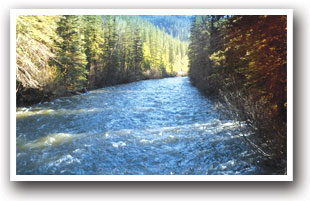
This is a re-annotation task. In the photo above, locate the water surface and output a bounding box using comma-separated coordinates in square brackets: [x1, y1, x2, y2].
[16, 77, 265, 175]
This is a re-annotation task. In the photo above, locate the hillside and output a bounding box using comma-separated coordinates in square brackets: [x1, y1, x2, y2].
[139, 15, 193, 41]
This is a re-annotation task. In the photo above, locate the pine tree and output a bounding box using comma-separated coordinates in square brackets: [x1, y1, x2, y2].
[102, 16, 119, 85]
[131, 27, 143, 76]
[55, 15, 88, 91]
[120, 17, 133, 82]
[82, 15, 104, 88]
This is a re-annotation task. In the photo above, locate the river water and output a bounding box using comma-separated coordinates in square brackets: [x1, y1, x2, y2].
[16, 77, 266, 175]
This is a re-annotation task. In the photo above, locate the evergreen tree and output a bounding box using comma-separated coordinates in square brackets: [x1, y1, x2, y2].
[55, 15, 88, 91]
[102, 16, 119, 85]
[131, 27, 144, 76]
[82, 15, 104, 88]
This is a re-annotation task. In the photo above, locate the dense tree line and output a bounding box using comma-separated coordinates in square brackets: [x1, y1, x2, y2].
[140, 15, 193, 41]
[188, 15, 287, 172]
[16, 15, 189, 105]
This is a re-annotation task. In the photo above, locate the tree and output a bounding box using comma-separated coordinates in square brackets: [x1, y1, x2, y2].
[188, 16, 212, 93]
[102, 16, 120, 85]
[188, 15, 287, 168]
[82, 15, 104, 88]
[55, 15, 88, 91]
[131, 27, 144, 77]
[16, 15, 60, 92]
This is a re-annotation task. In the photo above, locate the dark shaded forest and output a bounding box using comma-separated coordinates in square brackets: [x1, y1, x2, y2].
[188, 15, 287, 171]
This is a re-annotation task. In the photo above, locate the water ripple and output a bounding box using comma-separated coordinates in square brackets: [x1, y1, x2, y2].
[16, 77, 265, 175]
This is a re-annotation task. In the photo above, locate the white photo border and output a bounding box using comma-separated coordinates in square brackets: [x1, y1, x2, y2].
[10, 9, 293, 181]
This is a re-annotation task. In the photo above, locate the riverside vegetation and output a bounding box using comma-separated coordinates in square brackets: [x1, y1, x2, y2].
[16, 15, 190, 105]
[188, 15, 287, 172]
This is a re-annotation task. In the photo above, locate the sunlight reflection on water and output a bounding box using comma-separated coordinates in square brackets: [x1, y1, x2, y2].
[16, 77, 265, 175]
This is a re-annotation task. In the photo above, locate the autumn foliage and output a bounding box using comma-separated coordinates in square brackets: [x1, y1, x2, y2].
[189, 15, 287, 171]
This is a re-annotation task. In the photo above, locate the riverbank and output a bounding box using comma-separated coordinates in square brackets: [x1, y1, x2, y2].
[189, 79, 287, 175]
[16, 71, 188, 107]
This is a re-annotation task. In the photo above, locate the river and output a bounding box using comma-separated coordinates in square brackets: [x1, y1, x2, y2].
[16, 77, 267, 175]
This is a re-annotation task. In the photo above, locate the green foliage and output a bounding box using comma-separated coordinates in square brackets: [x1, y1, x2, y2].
[97, 15, 189, 85]
[139, 15, 193, 41]
[55, 15, 88, 91]
[82, 16, 105, 88]
[16, 15, 60, 91]
[16, 15, 190, 105]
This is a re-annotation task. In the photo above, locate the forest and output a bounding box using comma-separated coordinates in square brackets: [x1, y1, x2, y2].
[139, 15, 192, 41]
[16, 15, 189, 105]
[188, 15, 287, 169]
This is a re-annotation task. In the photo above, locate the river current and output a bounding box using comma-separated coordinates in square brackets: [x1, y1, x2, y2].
[16, 77, 266, 175]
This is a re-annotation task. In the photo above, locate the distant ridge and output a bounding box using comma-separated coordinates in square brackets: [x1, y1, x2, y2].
[139, 15, 193, 41]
